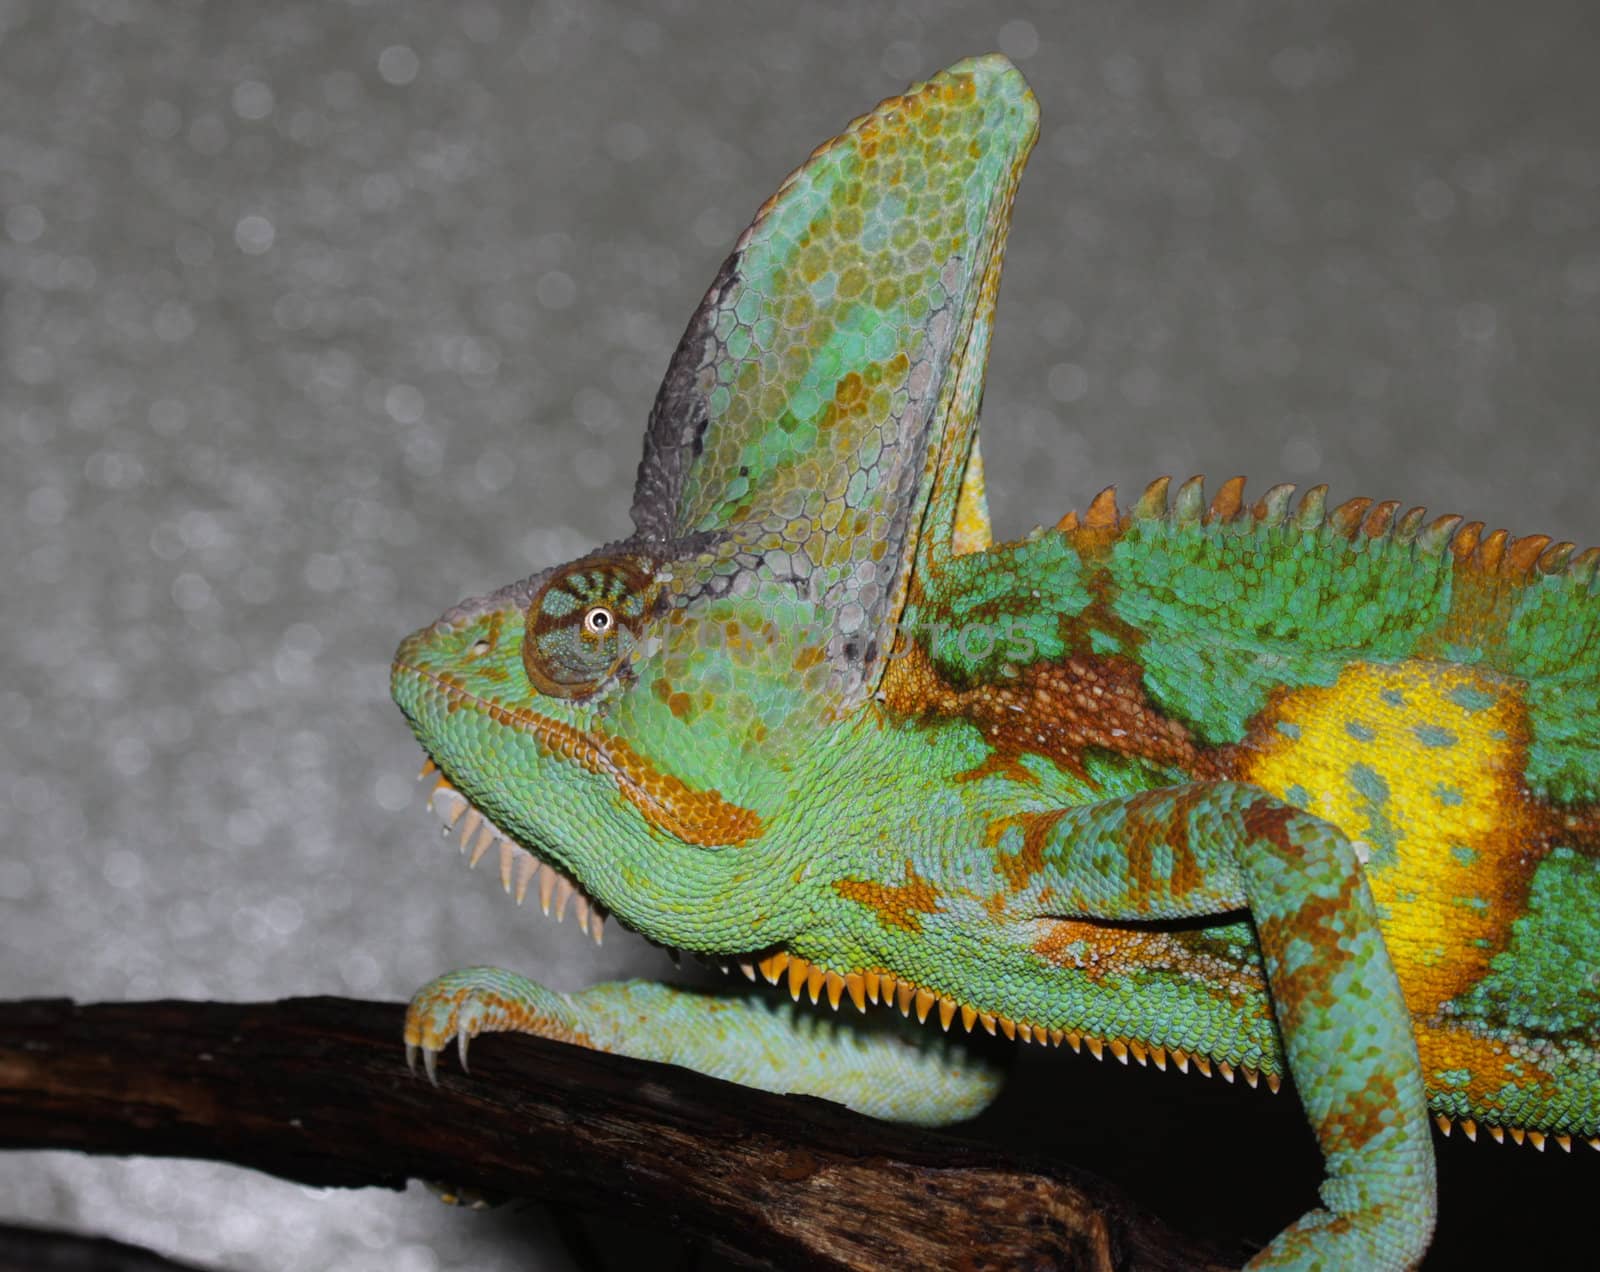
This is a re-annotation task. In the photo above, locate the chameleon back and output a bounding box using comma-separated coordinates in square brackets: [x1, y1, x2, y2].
[896, 481, 1600, 1144]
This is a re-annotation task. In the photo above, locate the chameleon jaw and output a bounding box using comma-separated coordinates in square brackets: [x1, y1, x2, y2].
[419, 759, 611, 945]
[395, 659, 765, 849]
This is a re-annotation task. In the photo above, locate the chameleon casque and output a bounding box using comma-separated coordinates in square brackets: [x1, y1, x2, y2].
[391, 54, 1600, 1268]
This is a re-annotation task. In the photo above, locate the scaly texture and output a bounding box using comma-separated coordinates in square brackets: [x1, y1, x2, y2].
[391, 55, 1599, 1270]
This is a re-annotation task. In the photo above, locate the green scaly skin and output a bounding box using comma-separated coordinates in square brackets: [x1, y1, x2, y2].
[390, 55, 1600, 1269]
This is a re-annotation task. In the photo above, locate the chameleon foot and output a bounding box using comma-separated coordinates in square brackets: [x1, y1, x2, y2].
[404, 966, 589, 1083]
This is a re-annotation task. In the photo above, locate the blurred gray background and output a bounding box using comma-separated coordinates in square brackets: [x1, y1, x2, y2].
[1, 1, 1595, 1268]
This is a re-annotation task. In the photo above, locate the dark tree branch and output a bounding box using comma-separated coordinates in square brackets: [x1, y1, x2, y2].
[0, 997, 1228, 1271]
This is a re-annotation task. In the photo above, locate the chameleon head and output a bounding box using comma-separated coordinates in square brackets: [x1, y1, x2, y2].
[389, 535, 853, 954]
[392, 53, 1039, 955]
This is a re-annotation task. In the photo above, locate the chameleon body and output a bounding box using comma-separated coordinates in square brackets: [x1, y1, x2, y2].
[391, 56, 1600, 1268]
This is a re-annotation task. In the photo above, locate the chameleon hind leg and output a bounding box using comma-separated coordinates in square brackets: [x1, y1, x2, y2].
[405, 969, 1002, 1126]
[1018, 780, 1435, 1270]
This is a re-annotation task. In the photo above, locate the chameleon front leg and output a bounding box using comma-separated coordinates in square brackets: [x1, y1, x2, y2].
[405, 969, 1002, 1126]
[1023, 781, 1435, 1270]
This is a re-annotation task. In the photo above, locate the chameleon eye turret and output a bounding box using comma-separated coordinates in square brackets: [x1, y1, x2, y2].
[521, 556, 655, 699]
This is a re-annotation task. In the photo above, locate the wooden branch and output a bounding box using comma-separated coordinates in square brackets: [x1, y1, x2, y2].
[0, 996, 1230, 1271]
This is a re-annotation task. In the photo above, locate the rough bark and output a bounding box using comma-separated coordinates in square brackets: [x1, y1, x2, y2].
[0, 996, 1229, 1271]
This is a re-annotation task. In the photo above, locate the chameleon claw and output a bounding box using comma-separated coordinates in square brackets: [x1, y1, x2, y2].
[423, 1046, 439, 1086]
[405, 1042, 418, 1075]
[457, 1029, 471, 1074]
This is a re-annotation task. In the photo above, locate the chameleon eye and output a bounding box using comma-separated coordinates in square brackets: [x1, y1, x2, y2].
[523, 558, 653, 699]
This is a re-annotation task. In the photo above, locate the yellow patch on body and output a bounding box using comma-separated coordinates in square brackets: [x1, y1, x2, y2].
[1237, 660, 1539, 1033]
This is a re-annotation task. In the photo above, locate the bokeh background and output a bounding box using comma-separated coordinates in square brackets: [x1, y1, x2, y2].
[2, 1, 1596, 1268]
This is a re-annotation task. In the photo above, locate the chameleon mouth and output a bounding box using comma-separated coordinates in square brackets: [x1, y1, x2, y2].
[418, 758, 611, 945]
[395, 660, 764, 848]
